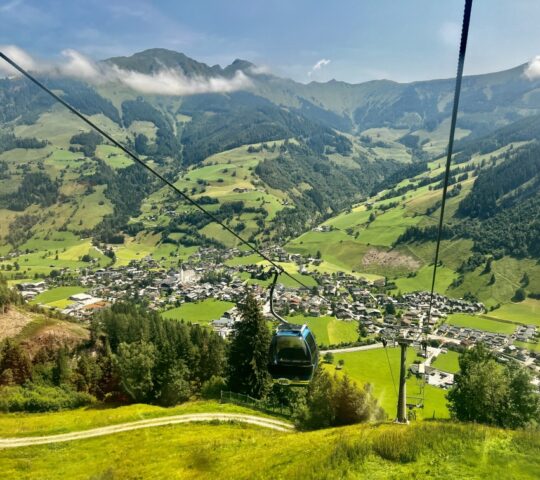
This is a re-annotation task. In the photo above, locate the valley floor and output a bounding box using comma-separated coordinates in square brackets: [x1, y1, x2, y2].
[0, 402, 538, 479]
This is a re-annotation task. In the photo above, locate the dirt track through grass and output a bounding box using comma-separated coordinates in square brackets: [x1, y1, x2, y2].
[0, 413, 294, 449]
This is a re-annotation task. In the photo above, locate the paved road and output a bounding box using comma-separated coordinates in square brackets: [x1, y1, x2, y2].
[320, 342, 384, 354]
[0, 413, 294, 449]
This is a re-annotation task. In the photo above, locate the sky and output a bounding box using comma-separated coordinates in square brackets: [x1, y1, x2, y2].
[0, 0, 539, 84]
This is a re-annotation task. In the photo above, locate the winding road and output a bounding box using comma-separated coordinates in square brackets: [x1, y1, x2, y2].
[0, 413, 294, 449]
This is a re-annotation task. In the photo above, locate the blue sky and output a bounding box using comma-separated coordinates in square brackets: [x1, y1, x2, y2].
[1, 0, 539, 83]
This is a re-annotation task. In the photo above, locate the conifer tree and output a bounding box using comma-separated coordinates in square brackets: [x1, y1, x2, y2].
[227, 292, 271, 398]
[0, 339, 32, 385]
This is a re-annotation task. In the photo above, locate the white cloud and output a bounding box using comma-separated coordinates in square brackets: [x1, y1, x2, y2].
[308, 58, 330, 77]
[247, 64, 272, 76]
[524, 55, 540, 80]
[114, 66, 251, 95]
[0, 44, 37, 75]
[0, 45, 252, 95]
[59, 49, 104, 81]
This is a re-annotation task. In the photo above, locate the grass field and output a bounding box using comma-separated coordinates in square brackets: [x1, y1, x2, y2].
[161, 299, 235, 324]
[393, 265, 457, 295]
[30, 286, 87, 307]
[431, 351, 460, 373]
[286, 231, 386, 279]
[488, 299, 540, 326]
[286, 314, 358, 346]
[0, 403, 537, 479]
[514, 341, 540, 353]
[446, 313, 516, 334]
[0, 401, 269, 438]
[448, 257, 540, 310]
[329, 348, 450, 419]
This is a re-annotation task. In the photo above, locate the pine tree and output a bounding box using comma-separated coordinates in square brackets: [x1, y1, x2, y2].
[116, 340, 156, 403]
[227, 292, 271, 398]
[52, 347, 71, 386]
[0, 339, 32, 385]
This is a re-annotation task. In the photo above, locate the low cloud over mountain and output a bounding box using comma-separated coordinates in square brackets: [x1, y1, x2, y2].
[0, 45, 252, 95]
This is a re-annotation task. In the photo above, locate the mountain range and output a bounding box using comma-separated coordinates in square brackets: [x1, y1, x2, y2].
[0, 48, 539, 310]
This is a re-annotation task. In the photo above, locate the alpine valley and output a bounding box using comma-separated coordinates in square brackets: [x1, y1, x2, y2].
[0, 47, 539, 320]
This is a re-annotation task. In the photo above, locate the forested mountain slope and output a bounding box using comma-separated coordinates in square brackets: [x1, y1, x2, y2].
[0, 48, 539, 315]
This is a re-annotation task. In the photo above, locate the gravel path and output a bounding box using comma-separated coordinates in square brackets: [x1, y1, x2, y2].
[0, 413, 294, 449]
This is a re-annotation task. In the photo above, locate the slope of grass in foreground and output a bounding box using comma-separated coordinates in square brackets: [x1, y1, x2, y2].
[0, 417, 537, 479]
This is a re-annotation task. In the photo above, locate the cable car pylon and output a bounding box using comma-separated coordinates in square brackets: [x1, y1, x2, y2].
[393, 0, 473, 424]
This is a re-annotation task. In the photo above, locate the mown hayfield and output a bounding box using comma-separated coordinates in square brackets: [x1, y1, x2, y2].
[514, 340, 540, 353]
[286, 314, 358, 346]
[488, 299, 540, 327]
[357, 208, 422, 247]
[393, 265, 457, 295]
[287, 231, 385, 280]
[162, 299, 235, 324]
[431, 351, 460, 373]
[30, 286, 87, 306]
[323, 206, 371, 230]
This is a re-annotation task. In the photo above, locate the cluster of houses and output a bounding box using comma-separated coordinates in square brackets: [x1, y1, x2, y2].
[436, 324, 510, 349]
[515, 325, 537, 343]
[62, 293, 108, 318]
[19, 244, 538, 381]
[410, 363, 455, 389]
[16, 281, 47, 300]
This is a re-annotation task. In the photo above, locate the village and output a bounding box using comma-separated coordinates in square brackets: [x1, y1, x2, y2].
[15, 245, 540, 387]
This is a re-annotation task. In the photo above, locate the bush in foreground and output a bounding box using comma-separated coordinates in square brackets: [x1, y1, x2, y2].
[0, 384, 95, 413]
[295, 368, 385, 429]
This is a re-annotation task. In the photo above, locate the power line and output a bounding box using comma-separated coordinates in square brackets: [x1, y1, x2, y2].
[0, 51, 318, 294]
[426, 0, 473, 327]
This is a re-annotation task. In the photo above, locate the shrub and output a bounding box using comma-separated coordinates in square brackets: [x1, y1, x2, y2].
[296, 370, 385, 430]
[201, 375, 227, 399]
[0, 384, 95, 413]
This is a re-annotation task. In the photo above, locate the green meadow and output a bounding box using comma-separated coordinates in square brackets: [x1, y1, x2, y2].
[162, 299, 235, 324]
[431, 350, 460, 374]
[1, 412, 537, 480]
[30, 286, 88, 308]
[328, 348, 450, 419]
[286, 314, 359, 346]
[488, 299, 540, 326]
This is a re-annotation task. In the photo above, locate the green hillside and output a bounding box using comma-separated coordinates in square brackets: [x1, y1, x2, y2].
[0, 48, 539, 329]
[0, 402, 537, 479]
[286, 130, 540, 324]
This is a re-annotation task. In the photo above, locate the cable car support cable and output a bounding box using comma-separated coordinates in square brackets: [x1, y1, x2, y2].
[0, 50, 322, 298]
